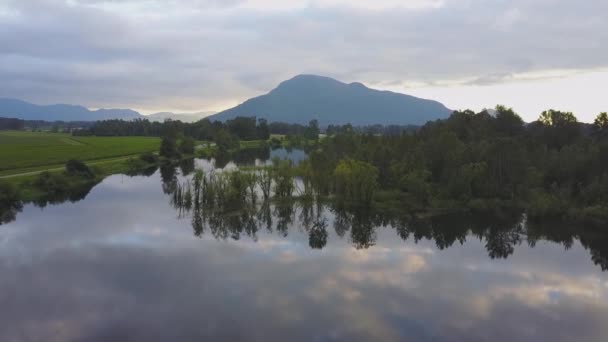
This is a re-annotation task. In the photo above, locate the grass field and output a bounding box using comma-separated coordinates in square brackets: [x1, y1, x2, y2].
[0, 131, 160, 176]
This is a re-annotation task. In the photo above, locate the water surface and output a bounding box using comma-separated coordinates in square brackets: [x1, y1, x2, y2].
[1, 158, 608, 342]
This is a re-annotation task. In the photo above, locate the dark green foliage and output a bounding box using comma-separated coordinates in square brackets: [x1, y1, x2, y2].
[334, 159, 378, 204]
[0, 117, 25, 130]
[304, 120, 320, 140]
[159, 135, 179, 159]
[272, 158, 295, 198]
[257, 118, 270, 140]
[292, 106, 607, 224]
[179, 136, 195, 155]
[34, 171, 70, 195]
[226, 117, 258, 140]
[0, 181, 19, 205]
[140, 152, 159, 164]
[214, 129, 239, 152]
[0, 181, 22, 225]
[65, 159, 94, 179]
[269, 137, 282, 148]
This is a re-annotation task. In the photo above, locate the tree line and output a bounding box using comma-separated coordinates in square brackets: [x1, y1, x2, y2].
[300, 107, 608, 225]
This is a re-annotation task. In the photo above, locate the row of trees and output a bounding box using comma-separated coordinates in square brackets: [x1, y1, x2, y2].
[299, 108, 608, 225]
[75, 116, 312, 141]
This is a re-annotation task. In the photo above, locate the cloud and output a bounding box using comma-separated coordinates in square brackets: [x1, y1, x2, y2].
[0, 0, 606, 117]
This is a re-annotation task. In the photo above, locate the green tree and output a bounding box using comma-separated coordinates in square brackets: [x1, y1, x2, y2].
[304, 119, 320, 141]
[65, 159, 94, 179]
[539, 109, 578, 126]
[594, 112, 608, 132]
[257, 118, 270, 140]
[334, 159, 378, 204]
[214, 129, 238, 152]
[494, 105, 524, 136]
[0, 181, 22, 225]
[160, 135, 179, 158]
[399, 169, 432, 204]
[179, 136, 195, 155]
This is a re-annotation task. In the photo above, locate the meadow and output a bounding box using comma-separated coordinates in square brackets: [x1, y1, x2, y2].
[0, 131, 160, 176]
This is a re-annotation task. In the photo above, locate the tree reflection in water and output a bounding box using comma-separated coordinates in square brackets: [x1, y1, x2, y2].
[2, 159, 608, 273]
[163, 162, 608, 272]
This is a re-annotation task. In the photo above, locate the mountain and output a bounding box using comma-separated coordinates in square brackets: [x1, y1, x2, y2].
[0, 98, 141, 121]
[145, 111, 216, 123]
[208, 74, 452, 125]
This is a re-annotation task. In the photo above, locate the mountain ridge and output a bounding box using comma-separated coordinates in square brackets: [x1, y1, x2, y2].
[1, 75, 452, 125]
[0, 98, 141, 122]
[208, 74, 452, 125]
[0, 98, 215, 123]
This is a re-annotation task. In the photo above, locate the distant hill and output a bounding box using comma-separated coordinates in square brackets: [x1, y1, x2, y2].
[0, 98, 141, 122]
[208, 75, 452, 125]
[145, 111, 216, 123]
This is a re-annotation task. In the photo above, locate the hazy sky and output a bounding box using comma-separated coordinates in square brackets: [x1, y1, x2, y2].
[1, 0, 606, 122]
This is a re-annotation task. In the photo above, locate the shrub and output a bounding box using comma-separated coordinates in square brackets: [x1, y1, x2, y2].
[0, 181, 19, 206]
[65, 159, 94, 179]
[179, 137, 196, 155]
[34, 171, 70, 194]
[140, 152, 159, 164]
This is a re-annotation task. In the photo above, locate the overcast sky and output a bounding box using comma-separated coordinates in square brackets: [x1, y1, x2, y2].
[1, 0, 606, 121]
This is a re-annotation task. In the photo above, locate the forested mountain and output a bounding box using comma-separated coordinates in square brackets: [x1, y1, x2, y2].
[209, 75, 452, 125]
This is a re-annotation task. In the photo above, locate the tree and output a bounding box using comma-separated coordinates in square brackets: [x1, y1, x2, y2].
[226, 117, 258, 140]
[160, 135, 179, 158]
[65, 159, 94, 179]
[399, 169, 431, 204]
[334, 159, 378, 204]
[0, 181, 22, 225]
[539, 109, 578, 126]
[494, 105, 524, 136]
[179, 136, 195, 155]
[214, 129, 238, 152]
[594, 112, 608, 132]
[257, 118, 270, 140]
[304, 119, 320, 140]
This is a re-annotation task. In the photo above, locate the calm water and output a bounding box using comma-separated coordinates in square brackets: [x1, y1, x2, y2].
[1, 156, 608, 341]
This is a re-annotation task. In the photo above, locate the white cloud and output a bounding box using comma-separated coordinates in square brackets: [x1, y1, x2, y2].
[1, 0, 606, 120]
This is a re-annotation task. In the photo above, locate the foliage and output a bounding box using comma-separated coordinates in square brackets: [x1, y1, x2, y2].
[539, 109, 578, 126]
[0, 181, 22, 225]
[272, 158, 295, 198]
[159, 135, 179, 159]
[139, 152, 159, 164]
[594, 112, 608, 134]
[179, 136, 196, 155]
[0, 181, 19, 204]
[333, 159, 378, 204]
[65, 159, 94, 179]
[214, 129, 239, 152]
[33, 171, 70, 195]
[304, 120, 320, 140]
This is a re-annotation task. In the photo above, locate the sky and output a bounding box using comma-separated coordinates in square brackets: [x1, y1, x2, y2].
[0, 0, 606, 122]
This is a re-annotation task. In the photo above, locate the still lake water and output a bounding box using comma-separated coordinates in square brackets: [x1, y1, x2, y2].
[2, 152, 608, 341]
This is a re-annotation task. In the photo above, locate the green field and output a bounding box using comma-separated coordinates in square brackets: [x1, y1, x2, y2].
[0, 131, 160, 176]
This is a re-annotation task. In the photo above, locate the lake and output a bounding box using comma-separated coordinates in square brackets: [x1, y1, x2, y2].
[1, 153, 608, 342]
